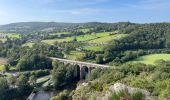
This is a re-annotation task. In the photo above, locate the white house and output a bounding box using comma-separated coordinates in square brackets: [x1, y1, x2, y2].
[0, 33, 6, 38]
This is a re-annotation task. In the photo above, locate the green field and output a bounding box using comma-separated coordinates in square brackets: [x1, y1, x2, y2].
[0, 39, 7, 42]
[78, 28, 91, 33]
[83, 45, 103, 51]
[0, 33, 20, 42]
[131, 54, 170, 65]
[36, 75, 50, 84]
[65, 51, 85, 60]
[7, 33, 20, 39]
[22, 42, 35, 48]
[88, 34, 127, 43]
[42, 32, 114, 44]
[0, 65, 5, 71]
[50, 32, 70, 35]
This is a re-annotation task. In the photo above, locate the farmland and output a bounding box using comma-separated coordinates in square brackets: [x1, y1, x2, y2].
[88, 34, 127, 44]
[65, 51, 85, 60]
[0, 33, 20, 42]
[83, 45, 103, 51]
[131, 54, 170, 65]
[22, 42, 35, 48]
[42, 32, 127, 45]
[42, 32, 111, 44]
[7, 33, 20, 39]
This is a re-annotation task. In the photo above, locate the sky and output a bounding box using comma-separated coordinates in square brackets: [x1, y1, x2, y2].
[0, 0, 170, 24]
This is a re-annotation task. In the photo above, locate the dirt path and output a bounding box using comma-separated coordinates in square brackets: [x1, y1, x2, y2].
[0, 58, 7, 64]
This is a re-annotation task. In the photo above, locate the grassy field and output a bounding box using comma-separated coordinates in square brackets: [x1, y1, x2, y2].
[79, 28, 91, 33]
[0, 65, 5, 71]
[22, 42, 35, 48]
[7, 33, 20, 39]
[42, 32, 113, 44]
[0, 33, 20, 42]
[0, 38, 7, 42]
[131, 54, 170, 65]
[88, 34, 127, 43]
[50, 32, 70, 35]
[36, 75, 50, 84]
[65, 51, 85, 60]
[83, 45, 103, 51]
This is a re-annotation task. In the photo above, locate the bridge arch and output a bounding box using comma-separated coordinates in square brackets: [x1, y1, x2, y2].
[74, 65, 80, 80]
[81, 66, 89, 80]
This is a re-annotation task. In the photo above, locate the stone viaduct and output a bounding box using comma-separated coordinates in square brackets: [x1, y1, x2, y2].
[49, 57, 110, 80]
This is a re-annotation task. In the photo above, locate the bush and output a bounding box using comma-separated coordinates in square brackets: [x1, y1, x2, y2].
[109, 91, 143, 100]
[51, 90, 71, 100]
[31, 70, 50, 78]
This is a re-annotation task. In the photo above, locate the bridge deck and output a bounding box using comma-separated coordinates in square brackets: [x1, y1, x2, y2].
[49, 57, 110, 68]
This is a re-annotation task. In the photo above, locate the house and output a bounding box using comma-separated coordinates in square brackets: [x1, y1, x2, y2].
[0, 33, 6, 38]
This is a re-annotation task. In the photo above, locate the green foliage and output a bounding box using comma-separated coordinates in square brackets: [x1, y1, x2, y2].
[0, 77, 9, 100]
[109, 91, 143, 100]
[120, 63, 155, 75]
[51, 90, 71, 100]
[87, 68, 103, 81]
[96, 55, 104, 64]
[52, 63, 76, 89]
[132, 54, 170, 65]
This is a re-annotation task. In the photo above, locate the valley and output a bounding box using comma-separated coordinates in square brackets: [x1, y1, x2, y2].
[0, 22, 170, 100]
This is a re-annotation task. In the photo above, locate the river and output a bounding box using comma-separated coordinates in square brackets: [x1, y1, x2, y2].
[32, 91, 53, 100]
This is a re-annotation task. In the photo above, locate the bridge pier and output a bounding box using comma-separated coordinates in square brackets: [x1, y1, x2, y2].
[79, 65, 83, 80]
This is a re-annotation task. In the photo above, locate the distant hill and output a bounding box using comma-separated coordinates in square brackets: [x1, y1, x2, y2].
[0, 22, 83, 34]
[0, 22, 136, 34]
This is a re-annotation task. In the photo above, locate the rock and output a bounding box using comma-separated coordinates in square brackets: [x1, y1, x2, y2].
[98, 83, 152, 100]
[110, 83, 151, 97]
[76, 82, 89, 90]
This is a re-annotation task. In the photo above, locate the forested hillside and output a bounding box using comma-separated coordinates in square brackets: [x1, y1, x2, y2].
[103, 23, 170, 64]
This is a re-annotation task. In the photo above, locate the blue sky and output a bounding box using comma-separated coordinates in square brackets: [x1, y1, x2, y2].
[0, 0, 170, 24]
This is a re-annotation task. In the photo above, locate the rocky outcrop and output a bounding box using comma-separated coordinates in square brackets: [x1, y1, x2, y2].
[111, 83, 151, 97]
[97, 83, 152, 100]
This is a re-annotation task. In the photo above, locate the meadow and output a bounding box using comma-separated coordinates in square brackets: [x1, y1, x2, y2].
[88, 34, 127, 44]
[22, 43, 35, 48]
[131, 54, 170, 65]
[65, 51, 85, 60]
[42, 32, 123, 45]
[7, 33, 20, 39]
[78, 28, 91, 33]
[0, 33, 20, 42]
[83, 45, 103, 51]
[0, 38, 7, 42]
[0, 65, 5, 71]
[49, 32, 70, 35]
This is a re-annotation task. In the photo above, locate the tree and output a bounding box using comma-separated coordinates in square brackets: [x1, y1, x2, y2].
[96, 55, 104, 64]
[73, 37, 77, 42]
[17, 74, 28, 87]
[52, 60, 59, 68]
[29, 75, 37, 86]
[16, 58, 27, 71]
[166, 33, 170, 48]
[52, 65, 66, 89]
[8, 75, 17, 88]
[3, 64, 9, 72]
[0, 77, 9, 100]
[16, 74, 32, 96]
